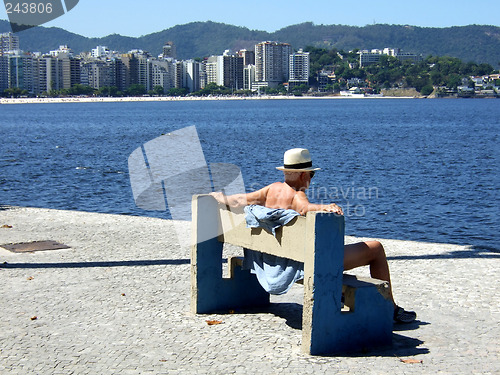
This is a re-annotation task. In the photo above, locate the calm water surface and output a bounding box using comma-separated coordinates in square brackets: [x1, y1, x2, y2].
[1, 99, 498, 250]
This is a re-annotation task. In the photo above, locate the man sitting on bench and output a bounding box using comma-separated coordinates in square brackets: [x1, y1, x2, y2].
[210, 148, 416, 324]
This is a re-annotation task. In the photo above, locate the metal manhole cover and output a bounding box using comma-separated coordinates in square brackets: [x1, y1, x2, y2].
[0, 240, 71, 253]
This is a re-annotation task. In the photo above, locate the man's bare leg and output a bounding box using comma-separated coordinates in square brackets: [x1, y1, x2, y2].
[343, 240, 394, 304]
[343, 240, 417, 323]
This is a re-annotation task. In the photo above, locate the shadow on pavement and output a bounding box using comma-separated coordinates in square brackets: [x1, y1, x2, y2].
[393, 319, 430, 332]
[236, 302, 429, 358]
[0, 259, 190, 268]
[353, 333, 429, 358]
[268, 302, 303, 330]
[387, 246, 499, 261]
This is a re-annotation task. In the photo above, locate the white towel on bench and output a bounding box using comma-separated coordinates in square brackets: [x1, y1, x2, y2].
[243, 205, 304, 295]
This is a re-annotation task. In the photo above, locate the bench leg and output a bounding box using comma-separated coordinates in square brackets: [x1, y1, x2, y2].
[191, 195, 269, 314]
[301, 213, 392, 355]
[340, 281, 393, 350]
[302, 213, 345, 355]
[191, 239, 269, 313]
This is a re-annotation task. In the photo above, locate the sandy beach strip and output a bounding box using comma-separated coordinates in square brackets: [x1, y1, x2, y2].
[0, 94, 416, 105]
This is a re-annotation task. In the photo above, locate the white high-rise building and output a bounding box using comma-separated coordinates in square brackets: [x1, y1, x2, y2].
[0, 32, 20, 56]
[182, 60, 201, 92]
[50, 45, 73, 57]
[289, 49, 310, 88]
[243, 64, 256, 91]
[92, 46, 110, 59]
[255, 41, 292, 88]
[205, 56, 219, 86]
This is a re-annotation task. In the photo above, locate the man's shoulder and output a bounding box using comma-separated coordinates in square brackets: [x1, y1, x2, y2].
[267, 181, 291, 193]
[269, 181, 284, 188]
[292, 190, 308, 202]
[269, 182, 299, 201]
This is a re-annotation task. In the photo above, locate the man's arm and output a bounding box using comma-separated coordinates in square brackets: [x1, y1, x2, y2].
[292, 191, 344, 216]
[209, 185, 271, 208]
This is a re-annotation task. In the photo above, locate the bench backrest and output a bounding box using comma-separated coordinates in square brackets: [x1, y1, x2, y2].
[217, 204, 307, 263]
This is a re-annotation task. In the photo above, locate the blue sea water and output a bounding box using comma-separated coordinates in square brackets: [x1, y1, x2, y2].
[0, 98, 498, 250]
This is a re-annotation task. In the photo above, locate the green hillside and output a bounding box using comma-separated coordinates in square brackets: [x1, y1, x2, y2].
[1, 20, 499, 66]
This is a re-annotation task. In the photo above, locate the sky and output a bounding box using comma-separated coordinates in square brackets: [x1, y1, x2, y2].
[1, 0, 499, 37]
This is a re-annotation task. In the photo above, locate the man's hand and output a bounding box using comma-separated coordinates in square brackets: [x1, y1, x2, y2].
[323, 203, 344, 215]
[209, 192, 225, 204]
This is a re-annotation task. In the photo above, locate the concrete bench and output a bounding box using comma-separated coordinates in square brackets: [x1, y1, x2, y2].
[190, 194, 393, 355]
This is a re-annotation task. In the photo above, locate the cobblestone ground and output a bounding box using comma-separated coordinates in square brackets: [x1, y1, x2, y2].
[0, 207, 498, 374]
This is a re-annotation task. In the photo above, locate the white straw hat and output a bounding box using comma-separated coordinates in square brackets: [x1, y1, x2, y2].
[276, 148, 321, 172]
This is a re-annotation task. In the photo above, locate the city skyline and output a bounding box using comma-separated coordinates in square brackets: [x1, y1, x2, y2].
[3, 30, 498, 100]
[1, 0, 499, 38]
[0, 36, 314, 96]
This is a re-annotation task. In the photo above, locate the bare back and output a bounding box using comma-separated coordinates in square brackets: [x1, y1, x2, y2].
[263, 182, 302, 210]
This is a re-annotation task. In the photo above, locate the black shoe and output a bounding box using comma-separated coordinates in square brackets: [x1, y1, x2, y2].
[394, 306, 417, 323]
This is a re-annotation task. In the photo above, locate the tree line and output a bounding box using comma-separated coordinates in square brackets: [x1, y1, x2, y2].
[305, 46, 497, 95]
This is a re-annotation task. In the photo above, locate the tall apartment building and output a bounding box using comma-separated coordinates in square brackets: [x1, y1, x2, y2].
[81, 59, 116, 89]
[51, 53, 80, 91]
[150, 59, 176, 93]
[316, 70, 333, 92]
[238, 49, 255, 66]
[33, 57, 49, 93]
[120, 54, 139, 88]
[174, 61, 183, 89]
[243, 64, 256, 91]
[289, 49, 310, 88]
[205, 52, 243, 91]
[7, 53, 34, 92]
[114, 58, 127, 92]
[221, 53, 243, 90]
[205, 56, 218, 86]
[0, 56, 9, 92]
[162, 41, 176, 59]
[137, 54, 150, 89]
[255, 41, 291, 88]
[182, 60, 202, 92]
[0, 32, 20, 56]
[31, 54, 81, 93]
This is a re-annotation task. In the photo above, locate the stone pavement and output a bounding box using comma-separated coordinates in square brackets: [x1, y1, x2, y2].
[0, 206, 498, 374]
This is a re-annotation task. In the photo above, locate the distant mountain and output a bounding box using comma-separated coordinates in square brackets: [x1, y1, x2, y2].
[1, 20, 499, 66]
